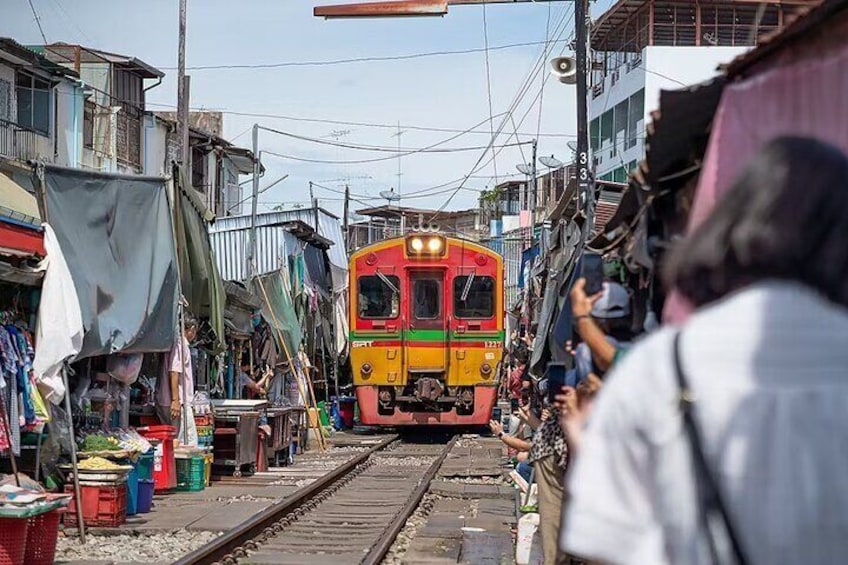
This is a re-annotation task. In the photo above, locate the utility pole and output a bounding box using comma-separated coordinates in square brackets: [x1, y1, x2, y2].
[247, 124, 260, 278]
[177, 0, 188, 168]
[530, 138, 537, 239]
[343, 184, 350, 253]
[309, 182, 319, 230]
[575, 0, 593, 234]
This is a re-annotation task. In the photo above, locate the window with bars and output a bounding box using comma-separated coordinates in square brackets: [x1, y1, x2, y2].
[15, 72, 50, 135]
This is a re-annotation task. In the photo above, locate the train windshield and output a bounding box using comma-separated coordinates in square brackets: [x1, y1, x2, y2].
[413, 278, 441, 320]
[453, 275, 495, 318]
[358, 275, 400, 319]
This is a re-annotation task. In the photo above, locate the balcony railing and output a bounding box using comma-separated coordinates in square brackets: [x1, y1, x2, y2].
[0, 118, 52, 163]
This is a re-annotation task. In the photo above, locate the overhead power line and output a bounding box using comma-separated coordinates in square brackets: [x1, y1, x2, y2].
[152, 39, 569, 71]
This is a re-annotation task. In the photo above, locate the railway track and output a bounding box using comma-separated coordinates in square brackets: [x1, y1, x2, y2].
[174, 434, 456, 565]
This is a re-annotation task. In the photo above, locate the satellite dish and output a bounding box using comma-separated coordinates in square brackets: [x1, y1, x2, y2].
[566, 141, 578, 153]
[516, 163, 533, 175]
[540, 155, 564, 169]
[379, 188, 401, 202]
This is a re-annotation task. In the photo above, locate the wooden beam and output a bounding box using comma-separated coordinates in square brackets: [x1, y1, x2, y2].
[314, 0, 564, 18]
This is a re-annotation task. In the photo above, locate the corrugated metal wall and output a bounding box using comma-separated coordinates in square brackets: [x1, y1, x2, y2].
[210, 208, 347, 273]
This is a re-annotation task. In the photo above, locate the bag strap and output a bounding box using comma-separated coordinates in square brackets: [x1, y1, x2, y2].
[672, 332, 748, 565]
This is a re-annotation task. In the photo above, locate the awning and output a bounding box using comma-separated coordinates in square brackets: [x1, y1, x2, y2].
[0, 173, 41, 227]
[176, 169, 225, 354]
[0, 222, 45, 257]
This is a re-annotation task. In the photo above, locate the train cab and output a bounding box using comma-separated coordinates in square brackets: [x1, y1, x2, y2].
[348, 232, 504, 426]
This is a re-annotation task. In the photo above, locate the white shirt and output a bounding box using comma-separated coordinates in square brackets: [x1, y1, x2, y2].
[155, 335, 193, 407]
[563, 281, 848, 565]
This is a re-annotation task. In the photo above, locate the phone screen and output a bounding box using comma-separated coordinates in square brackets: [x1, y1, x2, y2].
[581, 252, 604, 296]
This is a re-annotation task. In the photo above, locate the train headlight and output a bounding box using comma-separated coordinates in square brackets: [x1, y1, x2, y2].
[481, 363, 492, 377]
[406, 234, 446, 257]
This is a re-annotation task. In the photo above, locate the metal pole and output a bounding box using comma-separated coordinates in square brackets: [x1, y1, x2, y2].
[530, 138, 537, 242]
[247, 124, 259, 279]
[575, 0, 593, 234]
[177, 0, 188, 167]
[61, 365, 86, 543]
[181, 75, 191, 172]
[343, 184, 350, 253]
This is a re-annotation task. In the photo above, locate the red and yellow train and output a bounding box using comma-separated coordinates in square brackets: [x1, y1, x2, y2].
[348, 232, 504, 426]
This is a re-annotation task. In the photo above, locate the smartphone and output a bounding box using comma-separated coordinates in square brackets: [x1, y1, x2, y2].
[545, 362, 568, 404]
[581, 252, 605, 296]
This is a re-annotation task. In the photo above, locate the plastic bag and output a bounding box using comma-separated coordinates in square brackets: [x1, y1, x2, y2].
[107, 353, 143, 385]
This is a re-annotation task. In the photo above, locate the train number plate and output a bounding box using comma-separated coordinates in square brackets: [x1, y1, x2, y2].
[484, 341, 501, 349]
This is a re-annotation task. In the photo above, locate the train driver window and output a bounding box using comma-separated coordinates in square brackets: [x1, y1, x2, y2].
[413, 279, 441, 319]
[358, 275, 400, 319]
[453, 275, 495, 318]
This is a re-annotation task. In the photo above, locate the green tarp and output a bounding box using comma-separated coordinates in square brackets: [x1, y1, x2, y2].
[252, 270, 302, 360]
[175, 170, 226, 354]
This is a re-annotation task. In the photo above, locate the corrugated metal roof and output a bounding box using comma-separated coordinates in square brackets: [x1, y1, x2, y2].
[210, 223, 302, 282]
[211, 208, 347, 272]
[210, 208, 348, 283]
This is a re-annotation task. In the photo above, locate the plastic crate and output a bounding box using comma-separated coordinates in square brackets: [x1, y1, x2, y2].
[0, 516, 27, 565]
[64, 484, 127, 528]
[175, 456, 206, 492]
[197, 425, 214, 447]
[25, 509, 64, 565]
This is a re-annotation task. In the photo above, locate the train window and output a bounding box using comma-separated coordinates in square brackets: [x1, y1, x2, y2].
[413, 279, 441, 319]
[358, 275, 400, 319]
[453, 276, 495, 318]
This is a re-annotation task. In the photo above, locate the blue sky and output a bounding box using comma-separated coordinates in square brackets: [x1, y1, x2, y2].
[3, 0, 616, 217]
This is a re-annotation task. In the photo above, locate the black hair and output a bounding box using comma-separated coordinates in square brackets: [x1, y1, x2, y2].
[183, 314, 198, 330]
[665, 137, 848, 309]
[514, 345, 529, 365]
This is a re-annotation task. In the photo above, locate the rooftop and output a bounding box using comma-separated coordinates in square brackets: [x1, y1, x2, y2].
[355, 205, 478, 220]
[40, 43, 164, 79]
[0, 37, 79, 79]
[591, 0, 817, 52]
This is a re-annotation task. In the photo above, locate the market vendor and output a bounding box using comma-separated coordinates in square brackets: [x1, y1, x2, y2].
[155, 315, 198, 445]
[237, 359, 271, 398]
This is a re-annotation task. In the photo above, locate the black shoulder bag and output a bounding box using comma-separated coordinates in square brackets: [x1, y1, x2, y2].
[672, 332, 749, 565]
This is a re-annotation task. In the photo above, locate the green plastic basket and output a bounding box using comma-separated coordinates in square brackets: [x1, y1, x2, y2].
[175, 456, 206, 492]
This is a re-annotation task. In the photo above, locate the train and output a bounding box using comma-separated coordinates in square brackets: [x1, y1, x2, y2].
[348, 231, 504, 426]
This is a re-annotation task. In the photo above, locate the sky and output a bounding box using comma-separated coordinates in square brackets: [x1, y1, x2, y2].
[2, 0, 617, 218]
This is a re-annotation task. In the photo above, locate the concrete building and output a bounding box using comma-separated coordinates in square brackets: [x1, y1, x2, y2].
[0, 38, 83, 185]
[589, 0, 812, 182]
[154, 111, 257, 217]
[40, 43, 164, 175]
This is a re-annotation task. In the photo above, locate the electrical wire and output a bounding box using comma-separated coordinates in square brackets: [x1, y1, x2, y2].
[427, 3, 576, 219]
[27, 0, 48, 44]
[154, 39, 570, 71]
[482, 5, 498, 185]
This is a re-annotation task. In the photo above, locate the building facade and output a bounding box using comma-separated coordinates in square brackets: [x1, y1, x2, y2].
[0, 38, 85, 186]
[589, 0, 812, 182]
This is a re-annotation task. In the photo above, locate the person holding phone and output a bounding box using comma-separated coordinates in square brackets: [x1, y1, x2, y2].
[570, 278, 633, 375]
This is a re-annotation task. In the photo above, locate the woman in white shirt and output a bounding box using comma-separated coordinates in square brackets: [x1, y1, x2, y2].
[562, 137, 848, 565]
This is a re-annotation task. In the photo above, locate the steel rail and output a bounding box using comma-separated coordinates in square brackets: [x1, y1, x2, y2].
[361, 434, 458, 565]
[174, 434, 399, 565]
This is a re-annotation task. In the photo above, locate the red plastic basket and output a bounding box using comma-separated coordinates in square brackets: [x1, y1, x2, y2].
[64, 484, 127, 528]
[0, 516, 27, 565]
[25, 509, 65, 565]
